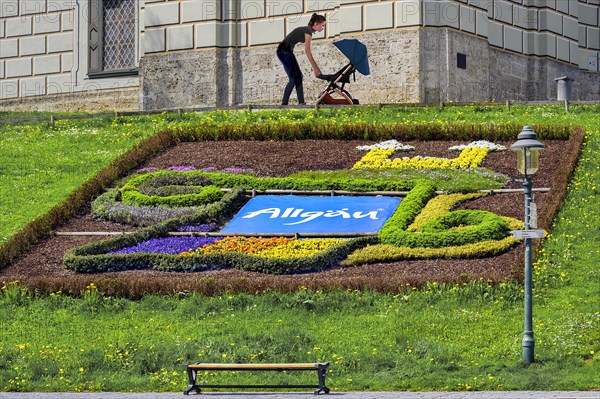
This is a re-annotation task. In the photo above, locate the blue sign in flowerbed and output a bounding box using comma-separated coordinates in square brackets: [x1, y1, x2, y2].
[221, 196, 401, 235]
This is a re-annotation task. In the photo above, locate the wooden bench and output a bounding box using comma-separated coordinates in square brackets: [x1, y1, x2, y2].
[183, 362, 330, 395]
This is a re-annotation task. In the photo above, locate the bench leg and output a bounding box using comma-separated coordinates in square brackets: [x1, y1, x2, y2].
[183, 367, 201, 395]
[314, 367, 330, 395]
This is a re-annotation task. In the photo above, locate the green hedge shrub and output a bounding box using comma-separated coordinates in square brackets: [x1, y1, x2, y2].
[120, 171, 224, 207]
[65, 189, 247, 267]
[91, 188, 221, 226]
[379, 182, 510, 248]
[168, 122, 573, 142]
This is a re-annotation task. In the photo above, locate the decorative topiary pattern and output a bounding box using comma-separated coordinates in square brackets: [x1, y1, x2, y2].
[73, 138, 528, 274]
[120, 171, 224, 208]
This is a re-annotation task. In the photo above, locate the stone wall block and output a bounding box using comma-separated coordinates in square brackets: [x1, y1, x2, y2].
[249, 18, 284, 45]
[504, 25, 523, 52]
[307, 0, 339, 12]
[562, 16, 578, 40]
[5, 16, 33, 37]
[365, 2, 394, 30]
[227, 22, 246, 47]
[20, 35, 46, 56]
[20, 76, 46, 96]
[145, 2, 179, 27]
[338, 6, 362, 33]
[588, 26, 600, 49]
[487, 20, 503, 47]
[475, 9, 488, 37]
[569, 40, 579, 64]
[0, 38, 19, 58]
[578, 25, 586, 48]
[0, 79, 19, 99]
[0, 60, 4, 78]
[62, 10, 74, 31]
[167, 25, 194, 51]
[579, 50, 598, 71]
[579, 3, 598, 26]
[61, 52, 72, 72]
[239, 1, 265, 19]
[513, 5, 537, 30]
[47, 31, 72, 52]
[423, 1, 460, 28]
[533, 31, 547, 55]
[34, 54, 61, 74]
[460, 5, 476, 33]
[34, 13, 61, 34]
[46, 1, 74, 13]
[195, 22, 217, 48]
[467, 0, 490, 11]
[19, 0, 46, 15]
[214, 22, 245, 47]
[144, 28, 165, 53]
[540, 9, 562, 34]
[494, 0, 513, 24]
[522, 30, 534, 54]
[555, 0, 569, 14]
[396, 0, 421, 27]
[0, 19, 5, 37]
[6, 57, 32, 77]
[556, 36, 570, 61]
[268, 0, 303, 17]
[182, 0, 222, 23]
[221, 0, 238, 21]
[0, 0, 19, 18]
[47, 73, 72, 94]
[546, 32, 556, 57]
[327, 9, 341, 38]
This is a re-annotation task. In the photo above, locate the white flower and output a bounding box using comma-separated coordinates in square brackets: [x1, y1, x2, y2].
[357, 140, 415, 151]
[448, 140, 506, 151]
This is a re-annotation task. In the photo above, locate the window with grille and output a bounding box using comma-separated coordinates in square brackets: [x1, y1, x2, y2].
[89, 0, 138, 77]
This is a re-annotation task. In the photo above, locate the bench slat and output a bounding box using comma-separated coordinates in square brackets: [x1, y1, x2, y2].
[188, 363, 323, 370]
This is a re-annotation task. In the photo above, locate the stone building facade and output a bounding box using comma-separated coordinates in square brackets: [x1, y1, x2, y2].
[1, 0, 599, 112]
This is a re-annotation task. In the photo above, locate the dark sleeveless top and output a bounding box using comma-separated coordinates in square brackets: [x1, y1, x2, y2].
[278, 26, 314, 52]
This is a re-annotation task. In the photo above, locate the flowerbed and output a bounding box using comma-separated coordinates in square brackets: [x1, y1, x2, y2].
[183, 237, 348, 259]
[352, 145, 491, 170]
[65, 158, 516, 274]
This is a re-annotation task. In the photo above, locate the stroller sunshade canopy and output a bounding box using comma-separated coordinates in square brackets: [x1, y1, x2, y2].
[333, 39, 370, 76]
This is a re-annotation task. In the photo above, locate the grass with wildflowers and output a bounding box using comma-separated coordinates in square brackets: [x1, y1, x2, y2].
[0, 104, 598, 391]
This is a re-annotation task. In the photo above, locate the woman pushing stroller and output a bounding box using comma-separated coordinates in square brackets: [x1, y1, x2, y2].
[276, 13, 325, 105]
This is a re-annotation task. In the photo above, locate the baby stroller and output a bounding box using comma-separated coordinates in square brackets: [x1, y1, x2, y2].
[316, 39, 370, 105]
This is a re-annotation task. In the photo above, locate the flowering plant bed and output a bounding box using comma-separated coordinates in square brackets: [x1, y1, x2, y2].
[3, 128, 583, 295]
[66, 140, 530, 276]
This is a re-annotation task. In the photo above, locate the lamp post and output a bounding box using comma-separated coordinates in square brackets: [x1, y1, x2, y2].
[510, 126, 544, 365]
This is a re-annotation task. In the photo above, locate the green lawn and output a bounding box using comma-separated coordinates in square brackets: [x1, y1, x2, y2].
[0, 105, 598, 392]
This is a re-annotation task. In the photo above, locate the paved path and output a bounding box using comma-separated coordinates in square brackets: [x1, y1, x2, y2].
[0, 392, 598, 399]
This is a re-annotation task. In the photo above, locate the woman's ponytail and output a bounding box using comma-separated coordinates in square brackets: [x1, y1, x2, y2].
[308, 13, 326, 27]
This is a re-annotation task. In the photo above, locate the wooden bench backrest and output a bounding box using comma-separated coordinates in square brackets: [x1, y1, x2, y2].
[187, 363, 326, 370]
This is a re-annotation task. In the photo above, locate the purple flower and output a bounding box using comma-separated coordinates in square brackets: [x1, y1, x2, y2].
[108, 236, 221, 255]
[166, 166, 196, 171]
[201, 167, 218, 172]
[177, 223, 218, 232]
